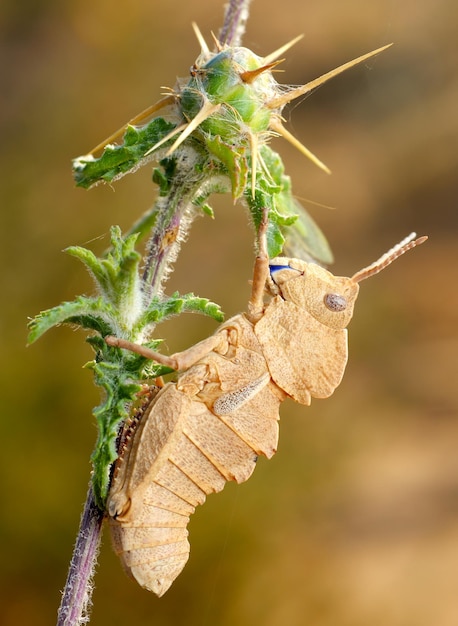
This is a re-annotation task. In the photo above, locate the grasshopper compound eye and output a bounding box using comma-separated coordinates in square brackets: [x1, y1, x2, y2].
[323, 293, 347, 312]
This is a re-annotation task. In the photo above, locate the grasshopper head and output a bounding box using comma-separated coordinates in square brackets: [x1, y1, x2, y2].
[269, 259, 359, 330]
[269, 233, 427, 330]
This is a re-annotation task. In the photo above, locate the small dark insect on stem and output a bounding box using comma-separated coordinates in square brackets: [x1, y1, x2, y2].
[56, 2, 253, 625]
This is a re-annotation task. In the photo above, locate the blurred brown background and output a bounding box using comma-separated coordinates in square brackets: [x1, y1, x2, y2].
[1, 0, 457, 624]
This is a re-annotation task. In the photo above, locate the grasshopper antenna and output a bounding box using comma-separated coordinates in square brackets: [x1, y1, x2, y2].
[351, 233, 428, 283]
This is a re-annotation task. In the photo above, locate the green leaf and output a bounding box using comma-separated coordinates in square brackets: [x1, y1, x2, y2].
[72, 118, 176, 189]
[205, 135, 248, 200]
[244, 145, 334, 263]
[27, 296, 117, 344]
[88, 358, 142, 505]
[67, 227, 146, 333]
[152, 157, 178, 197]
[135, 292, 224, 334]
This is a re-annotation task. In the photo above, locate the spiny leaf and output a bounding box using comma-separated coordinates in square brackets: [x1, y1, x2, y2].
[73, 118, 176, 189]
[242, 145, 333, 262]
[27, 296, 117, 344]
[88, 359, 142, 505]
[135, 292, 224, 332]
[67, 227, 141, 299]
[205, 135, 248, 199]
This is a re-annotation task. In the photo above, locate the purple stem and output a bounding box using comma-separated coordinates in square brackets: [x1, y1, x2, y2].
[56, 485, 104, 626]
[56, 4, 253, 625]
[219, 0, 252, 46]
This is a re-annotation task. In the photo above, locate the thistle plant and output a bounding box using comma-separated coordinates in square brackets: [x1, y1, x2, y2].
[73, 24, 388, 267]
[28, 1, 391, 624]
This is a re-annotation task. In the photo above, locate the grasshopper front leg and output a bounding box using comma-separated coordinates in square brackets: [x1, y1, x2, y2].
[107, 209, 272, 366]
[247, 209, 270, 323]
[105, 331, 230, 371]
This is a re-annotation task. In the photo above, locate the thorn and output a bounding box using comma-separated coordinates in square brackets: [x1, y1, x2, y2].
[256, 148, 271, 184]
[210, 31, 223, 52]
[263, 34, 304, 65]
[165, 100, 222, 156]
[87, 95, 176, 156]
[267, 43, 393, 110]
[143, 123, 188, 157]
[239, 60, 283, 84]
[191, 22, 210, 56]
[269, 117, 331, 174]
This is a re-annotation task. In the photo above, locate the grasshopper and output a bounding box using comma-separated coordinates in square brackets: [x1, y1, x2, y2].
[106, 214, 426, 596]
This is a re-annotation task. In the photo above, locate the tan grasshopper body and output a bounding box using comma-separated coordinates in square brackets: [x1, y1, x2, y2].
[106, 218, 426, 596]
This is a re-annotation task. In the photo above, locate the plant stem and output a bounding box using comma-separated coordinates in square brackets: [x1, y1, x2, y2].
[56, 4, 253, 624]
[56, 485, 104, 626]
[141, 150, 209, 297]
[219, 0, 252, 46]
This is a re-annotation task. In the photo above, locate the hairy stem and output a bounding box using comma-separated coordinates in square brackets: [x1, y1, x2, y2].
[141, 149, 208, 296]
[219, 0, 252, 46]
[56, 485, 104, 626]
[57, 5, 254, 624]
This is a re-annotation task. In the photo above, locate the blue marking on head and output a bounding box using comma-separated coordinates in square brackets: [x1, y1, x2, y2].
[269, 264, 290, 274]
